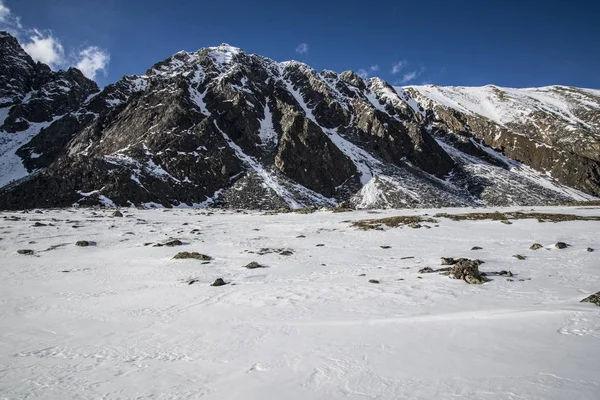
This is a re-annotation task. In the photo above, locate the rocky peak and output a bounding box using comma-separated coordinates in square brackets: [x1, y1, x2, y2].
[0, 39, 598, 209]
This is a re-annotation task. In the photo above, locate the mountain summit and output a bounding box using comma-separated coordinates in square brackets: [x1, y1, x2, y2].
[0, 33, 598, 209]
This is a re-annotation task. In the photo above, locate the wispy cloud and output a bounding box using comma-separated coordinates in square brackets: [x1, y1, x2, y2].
[0, 0, 22, 33]
[0, 0, 110, 81]
[296, 43, 309, 54]
[356, 65, 380, 79]
[391, 60, 407, 74]
[397, 67, 425, 84]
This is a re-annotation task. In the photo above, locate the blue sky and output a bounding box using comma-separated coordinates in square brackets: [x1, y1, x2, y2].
[1, 0, 599, 88]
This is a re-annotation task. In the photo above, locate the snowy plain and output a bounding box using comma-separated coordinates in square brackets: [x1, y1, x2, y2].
[0, 206, 599, 399]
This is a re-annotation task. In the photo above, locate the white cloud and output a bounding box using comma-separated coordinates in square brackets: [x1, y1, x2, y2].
[356, 65, 380, 79]
[22, 29, 65, 69]
[76, 46, 110, 80]
[391, 60, 407, 74]
[0, 2, 110, 81]
[0, 1, 9, 21]
[0, 0, 22, 31]
[296, 43, 309, 54]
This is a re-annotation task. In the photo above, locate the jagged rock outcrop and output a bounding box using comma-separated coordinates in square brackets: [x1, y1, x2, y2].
[0, 31, 99, 188]
[0, 32, 598, 210]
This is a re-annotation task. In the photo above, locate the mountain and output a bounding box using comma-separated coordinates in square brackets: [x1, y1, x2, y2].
[0, 32, 100, 188]
[0, 32, 597, 210]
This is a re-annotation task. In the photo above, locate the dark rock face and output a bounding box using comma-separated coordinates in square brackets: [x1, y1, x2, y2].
[0, 31, 99, 189]
[1, 32, 598, 210]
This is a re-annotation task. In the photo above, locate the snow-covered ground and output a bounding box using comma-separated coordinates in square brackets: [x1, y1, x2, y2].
[1, 206, 599, 399]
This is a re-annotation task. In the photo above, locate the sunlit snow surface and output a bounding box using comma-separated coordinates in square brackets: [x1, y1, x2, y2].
[404, 84, 600, 131]
[1, 206, 599, 399]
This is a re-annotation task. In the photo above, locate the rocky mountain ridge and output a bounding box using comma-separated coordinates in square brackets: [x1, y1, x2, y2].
[0, 32, 597, 210]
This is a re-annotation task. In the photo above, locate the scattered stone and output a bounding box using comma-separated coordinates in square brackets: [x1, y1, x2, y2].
[112, 210, 124, 217]
[44, 243, 69, 252]
[500, 220, 513, 225]
[316, 244, 325, 247]
[244, 261, 266, 269]
[380, 245, 391, 249]
[499, 270, 513, 276]
[400, 256, 415, 260]
[187, 279, 199, 285]
[530, 243, 544, 250]
[279, 250, 294, 256]
[154, 239, 184, 247]
[369, 279, 380, 284]
[471, 246, 483, 250]
[352, 216, 438, 230]
[76, 241, 91, 247]
[249, 248, 292, 255]
[211, 278, 228, 287]
[513, 254, 526, 260]
[555, 242, 569, 249]
[580, 292, 600, 306]
[296, 235, 306, 238]
[17, 249, 34, 255]
[33, 222, 47, 227]
[358, 274, 366, 276]
[417, 276, 423, 279]
[587, 248, 594, 252]
[173, 252, 212, 261]
[144, 242, 153, 246]
[506, 278, 514, 282]
[450, 259, 489, 284]
[441, 257, 457, 265]
[419, 266, 451, 274]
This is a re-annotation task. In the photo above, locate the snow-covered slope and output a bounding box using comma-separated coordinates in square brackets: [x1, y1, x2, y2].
[403, 84, 600, 197]
[1, 206, 599, 399]
[406, 84, 600, 132]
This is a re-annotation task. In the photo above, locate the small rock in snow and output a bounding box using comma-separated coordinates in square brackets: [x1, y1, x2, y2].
[580, 292, 600, 306]
[211, 278, 228, 287]
[17, 249, 34, 255]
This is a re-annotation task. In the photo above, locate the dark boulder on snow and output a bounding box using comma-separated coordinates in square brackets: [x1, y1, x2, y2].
[580, 292, 600, 306]
[211, 278, 228, 287]
[244, 261, 266, 269]
[173, 252, 211, 261]
[450, 259, 489, 284]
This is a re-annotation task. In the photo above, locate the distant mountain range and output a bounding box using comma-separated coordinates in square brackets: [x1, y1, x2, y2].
[1, 31, 598, 209]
